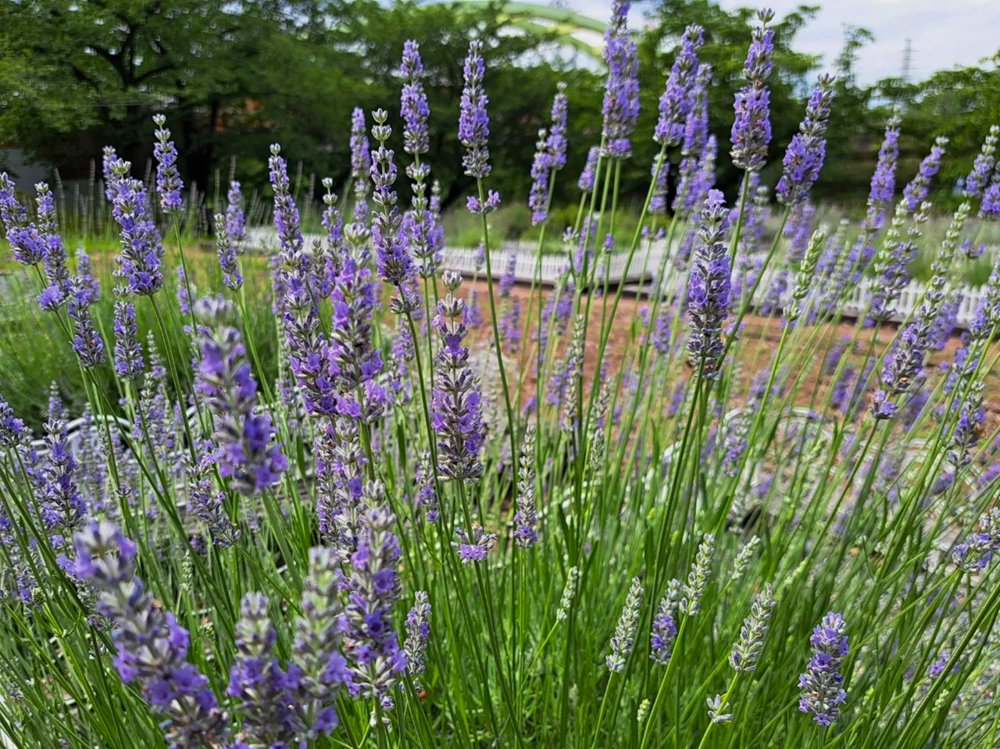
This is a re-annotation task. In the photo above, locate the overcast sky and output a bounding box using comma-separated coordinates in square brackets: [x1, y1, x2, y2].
[564, 0, 1000, 83]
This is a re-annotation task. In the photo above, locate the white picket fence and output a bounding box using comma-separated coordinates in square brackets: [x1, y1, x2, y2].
[243, 228, 990, 330]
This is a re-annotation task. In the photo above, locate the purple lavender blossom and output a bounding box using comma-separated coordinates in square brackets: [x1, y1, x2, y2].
[226, 181, 246, 246]
[947, 383, 984, 467]
[546, 82, 569, 170]
[113, 298, 143, 379]
[600, 1, 640, 159]
[67, 275, 105, 368]
[578, 146, 600, 192]
[952, 509, 1000, 571]
[415, 450, 438, 522]
[229, 592, 297, 747]
[965, 126, 998, 198]
[350, 108, 372, 221]
[108, 159, 164, 296]
[686, 190, 731, 374]
[0, 392, 25, 450]
[342, 481, 406, 716]
[370, 110, 417, 308]
[400, 41, 430, 156]
[290, 547, 350, 741]
[0, 173, 46, 265]
[34, 183, 71, 308]
[152, 114, 183, 211]
[74, 521, 229, 748]
[650, 583, 679, 665]
[459, 41, 492, 179]
[327, 225, 386, 423]
[528, 128, 554, 225]
[452, 522, 497, 563]
[730, 10, 776, 171]
[650, 154, 670, 215]
[902, 137, 948, 212]
[404, 591, 431, 689]
[195, 296, 286, 496]
[654, 25, 704, 148]
[799, 612, 849, 725]
[213, 212, 242, 291]
[187, 447, 239, 547]
[431, 272, 485, 480]
[776, 76, 835, 205]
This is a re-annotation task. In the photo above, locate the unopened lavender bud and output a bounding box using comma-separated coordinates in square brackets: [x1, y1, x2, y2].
[680, 533, 715, 616]
[732, 535, 760, 582]
[606, 577, 643, 672]
[730, 583, 775, 672]
[557, 566, 579, 621]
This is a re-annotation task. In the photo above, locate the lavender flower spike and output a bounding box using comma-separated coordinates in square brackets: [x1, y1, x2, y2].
[600, 0, 640, 159]
[290, 547, 351, 741]
[214, 212, 243, 291]
[229, 592, 296, 747]
[607, 577, 643, 672]
[902, 136, 948, 212]
[547, 82, 569, 170]
[350, 108, 372, 221]
[965, 125, 998, 199]
[452, 523, 497, 563]
[654, 25, 704, 148]
[528, 129, 553, 225]
[799, 611, 849, 725]
[729, 583, 775, 672]
[513, 424, 538, 547]
[34, 183, 72, 309]
[74, 521, 229, 748]
[152, 114, 184, 211]
[0, 172, 46, 265]
[400, 41, 430, 156]
[686, 191, 731, 374]
[431, 272, 485, 480]
[226, 180, 247, 247]
[459, 40, 492, 179]
[731, 9, 776, 171]
[113, 297, 143, 379]
[108, 159, 164, 296]
[195, 295, 286, 496]
[404, 591, 431, 689]
[776, 75, 835, 206]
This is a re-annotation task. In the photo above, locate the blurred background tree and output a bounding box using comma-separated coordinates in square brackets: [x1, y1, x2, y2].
[0, 0, 998, 217]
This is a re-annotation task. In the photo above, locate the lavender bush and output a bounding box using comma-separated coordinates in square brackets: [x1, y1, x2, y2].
[1, 7, 1000, 749]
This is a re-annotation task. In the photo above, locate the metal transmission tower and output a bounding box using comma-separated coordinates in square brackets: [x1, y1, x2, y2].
[901, 38, 913, 83]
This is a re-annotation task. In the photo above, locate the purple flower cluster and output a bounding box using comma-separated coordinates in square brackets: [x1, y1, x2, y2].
[600, 0, 640, 159]
[107, 159, 164, 296]
[528, 128, 554, 225]
[342, 481, 407, 714]
[370, 111, 417, 310]
[152, 114, 184, 212]
[902, 136, 948, 212]
[951, 509, 1000, 571]
[776, 75, 835, 205]
[686, 190, 731, 374]
[195, 296, 287, 496]
[228, 592, 300, 747]
[400, 41, 430, 156]
[452, 522, 497, 563]
[0, 173, 46, 266]
[459, 41, 492, 179]
[799, 612, 849, 725]
[654, 25, 704, 148]
[113, 298, 143, 379]
[431, 272, 485, 480]
[213, 211, 242, 291]
[74, 521, 229, 748]
[33, 183, 71, 309]
[650, 582, 679, 665]
[404, 591, 431, 689]
[351, 108, 372, 221]
[730, 9, 775, 171]
[290, 547, 351, 740]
